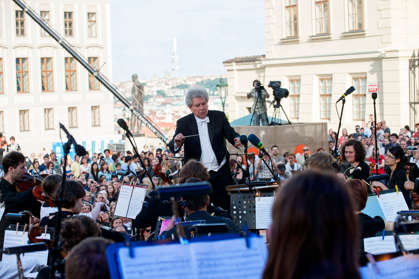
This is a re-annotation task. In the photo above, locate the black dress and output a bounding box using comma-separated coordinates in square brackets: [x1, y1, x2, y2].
[342, 161, 370, 180]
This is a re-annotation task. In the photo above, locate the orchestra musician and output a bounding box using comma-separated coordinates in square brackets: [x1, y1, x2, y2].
[371, 145, 413, 207]
[0, 151, 41, 217]
[168, 86, 241, 210]
[340, 140, 370, 180]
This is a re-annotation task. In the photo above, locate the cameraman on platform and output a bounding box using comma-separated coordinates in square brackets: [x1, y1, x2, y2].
[247, 80, 269, 126]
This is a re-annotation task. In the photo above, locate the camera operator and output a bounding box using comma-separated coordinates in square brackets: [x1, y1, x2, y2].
[247, 80, 269, 126]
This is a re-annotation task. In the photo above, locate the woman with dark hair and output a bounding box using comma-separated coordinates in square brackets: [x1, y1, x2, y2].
[340, 139, 370, 180]
[372, 145, 412, 207]
[263, 171, 360, 279]
[89, 162, 100, 182]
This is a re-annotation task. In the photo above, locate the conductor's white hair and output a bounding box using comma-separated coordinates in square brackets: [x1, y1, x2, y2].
[185, 86, 209, 107]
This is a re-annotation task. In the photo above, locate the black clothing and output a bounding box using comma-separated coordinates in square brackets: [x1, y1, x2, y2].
[161, 210, 239, 240]
[40, 211, 74, 228]
[384, 165, 411, 207]
[0, 178, 41, 217]
[342, 161, 370, 180]
[168, 110, 239, 209]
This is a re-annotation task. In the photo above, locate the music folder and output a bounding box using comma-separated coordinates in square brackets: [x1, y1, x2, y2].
[114, 185, 147, 219]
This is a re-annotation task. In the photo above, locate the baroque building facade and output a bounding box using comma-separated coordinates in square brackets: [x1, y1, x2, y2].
[0, 0, 116, 155]
[224, 0, 419, 132]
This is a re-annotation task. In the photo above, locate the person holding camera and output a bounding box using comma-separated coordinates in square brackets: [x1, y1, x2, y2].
[247, 80, 269, 126]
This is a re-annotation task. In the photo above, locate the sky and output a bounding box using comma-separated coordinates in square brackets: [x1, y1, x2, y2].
[110, 0, 265, 81]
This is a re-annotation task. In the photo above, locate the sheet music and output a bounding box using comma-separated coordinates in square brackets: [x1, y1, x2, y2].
[114, 185, 133, 217]
[4, 230, 49, 265]
[360, 255, 419, 279]
[116, 236, 267, 279]
[192, 237, 267, 279]
[126, 187, 146, 219]
[255, 196, 275, 229]
[362, 196, 385, 220]
[118, 243, 194, 279]
[0, 203, 5, 221]
[377, 192, 409, 222]
[364, 235, 419, 255]
[40, 206, 58, 220]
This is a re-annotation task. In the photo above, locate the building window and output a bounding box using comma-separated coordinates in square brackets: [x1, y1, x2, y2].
[91, 106, 100, 127]
[319, 77, 332, 120]
[68, 107, 78, 128]
[88, 12, 97, 38]
[284, 0, 298, 38]
[64, 12, 73, 36]
[88, 57, 100, 90]
[314, 0, 330, 34]
[352, 75, 367, 121]
[65, 57, 77, 91]
[347, 0, 364, 31]
[40, 11, 50, 37]
[289, 78, 301, 119]
[41, 57, 54, 92]
[0, 58, 3, 94]
[16, 10, 25, 36]
[16, 58, 29, 93]
[0, 111, 4, 133]
[44, 108, 54, 130]
[19, 109, 30, 132]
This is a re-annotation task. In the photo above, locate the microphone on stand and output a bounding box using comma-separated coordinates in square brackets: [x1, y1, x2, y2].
[59, 123, 87, 156]
[336, 86, 355, 103]
[117, 118, 133, 138]
[247, 134, 269, 156]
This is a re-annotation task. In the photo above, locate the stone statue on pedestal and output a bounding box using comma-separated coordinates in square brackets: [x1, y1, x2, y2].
[130, 73, 144, 136]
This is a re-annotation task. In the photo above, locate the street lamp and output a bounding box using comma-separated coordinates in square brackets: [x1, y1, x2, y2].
[216, 78, 228, 112]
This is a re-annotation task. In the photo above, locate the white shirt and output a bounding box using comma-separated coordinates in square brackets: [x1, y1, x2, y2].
[195, 115, 226, 171]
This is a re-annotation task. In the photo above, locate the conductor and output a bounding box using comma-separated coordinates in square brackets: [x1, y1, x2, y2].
[169, 86, 241, 210]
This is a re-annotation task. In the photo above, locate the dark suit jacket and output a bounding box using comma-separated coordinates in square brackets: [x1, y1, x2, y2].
[168, 110, 239, 165]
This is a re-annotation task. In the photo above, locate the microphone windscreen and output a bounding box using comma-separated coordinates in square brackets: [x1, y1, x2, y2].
[247, 134, 261, 148]
[239, 135, 248, 145]
[345, 86, 355, 95]
[117, 118, 129, 130]
[74, 144, 88, 156]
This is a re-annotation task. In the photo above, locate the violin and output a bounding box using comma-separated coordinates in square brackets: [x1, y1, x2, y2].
[153, 162, 172, 185]
[15, 173, 43, 192]
[32, 185, 55, 207]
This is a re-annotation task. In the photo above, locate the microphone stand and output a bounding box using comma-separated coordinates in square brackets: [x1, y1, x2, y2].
[242, 145, 251, 185]
[259, 153, 279, 183]
[122, 128, 156, 189]
[333, 98, 346, 158]
[372, 91, 379, 174]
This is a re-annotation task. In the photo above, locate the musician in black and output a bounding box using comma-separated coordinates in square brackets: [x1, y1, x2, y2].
[340, 140, 370, 180]
[372, 145, 412, 207]
[0, 151, 41, 217]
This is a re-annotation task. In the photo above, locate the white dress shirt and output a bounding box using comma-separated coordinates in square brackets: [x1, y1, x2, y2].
[195, 115, 226, 172]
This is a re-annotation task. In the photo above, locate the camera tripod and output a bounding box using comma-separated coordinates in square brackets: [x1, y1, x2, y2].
[270, 100, 291, 125]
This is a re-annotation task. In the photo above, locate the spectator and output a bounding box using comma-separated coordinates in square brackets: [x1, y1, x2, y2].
[285, 153, 302, 176]
[39, 154, 50, 173]
[7, 136, 21, 152]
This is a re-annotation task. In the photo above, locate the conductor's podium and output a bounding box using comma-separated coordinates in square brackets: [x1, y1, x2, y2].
[226, 182, 280, 230]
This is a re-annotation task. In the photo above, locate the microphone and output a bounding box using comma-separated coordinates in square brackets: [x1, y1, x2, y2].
[239, 135, 248, 148]
[248, 134, 269, 156]
[336, 86, 355, 103]
[117, 118, 133, 138]
[59, 123, 87, 156]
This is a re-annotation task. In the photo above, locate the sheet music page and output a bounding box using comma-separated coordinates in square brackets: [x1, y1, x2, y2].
[377, 192, 409, 222]
[118, 243, 194, 279]
[255, 196, 275, 229]
[114, 185, 133, 218]
[4, 230, 49, 265]
[362, 196, 385, 220]
[363, 235, 419, 255]
[191, 237, 267, 279]
[126, 187, 147, 219]
[360, 255, 419, 279]
[40, 206, 58, 220]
